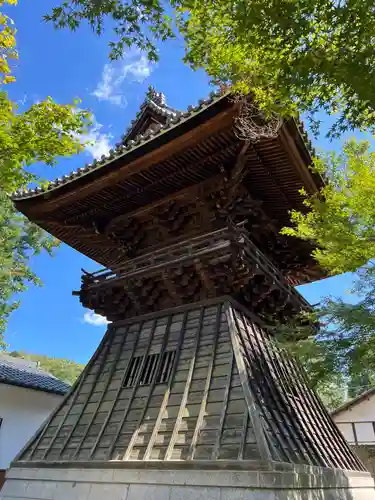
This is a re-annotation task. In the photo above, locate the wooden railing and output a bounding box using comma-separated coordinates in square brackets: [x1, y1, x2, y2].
[82, 227, 233, 288]
[80, 226, 310, 310]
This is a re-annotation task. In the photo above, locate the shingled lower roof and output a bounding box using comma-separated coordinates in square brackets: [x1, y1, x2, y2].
[0, 354, 71, 396]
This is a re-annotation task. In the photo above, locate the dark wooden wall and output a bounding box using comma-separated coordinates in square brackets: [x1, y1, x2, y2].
[20, 304, 260, 463]
[17, 300, 365, 472]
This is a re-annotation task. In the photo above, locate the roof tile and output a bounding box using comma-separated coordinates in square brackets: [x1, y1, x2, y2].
[0, 354, 71, 395]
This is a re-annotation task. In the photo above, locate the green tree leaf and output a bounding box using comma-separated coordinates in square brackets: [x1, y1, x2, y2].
[46, 0, 375, 137]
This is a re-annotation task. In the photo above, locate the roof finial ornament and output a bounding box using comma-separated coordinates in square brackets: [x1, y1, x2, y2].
[146, 85, 166, 106]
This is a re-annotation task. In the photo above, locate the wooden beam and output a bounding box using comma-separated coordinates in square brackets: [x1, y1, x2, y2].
[122, 315, 173, 460]
[106, 318, 158, 459]
[188, 304, 222, 459]
[165, 306, 204, 460]
[251, 143, 291, 207]
[72, 324, 131, 460]
[105, 174, 225, 234]
[56, 326, 116, 460]
[225, 305, 273, 463]
[143, 311, 188, 460]
[89, 321, 144, 458]
[278, 123, 320, 195]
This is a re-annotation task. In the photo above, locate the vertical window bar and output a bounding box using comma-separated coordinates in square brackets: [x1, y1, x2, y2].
[131, 357, 142, 386]
[123, 350, 177, 387]
[141, 354, 151, 384]
[90, 320, 145, 459]
[149, 354, 159, 383]
[158, 351, 170, 383]
[167, 351, 176, 381]
[125, 359, 135, 387]
[107, 318, 158, 459]
[149, 353, 160, 383]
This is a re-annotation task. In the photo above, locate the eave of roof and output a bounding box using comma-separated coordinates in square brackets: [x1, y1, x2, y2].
[0, 377, 68, 396]
[11, 91, 319, 202]
[331, 386, 375, 417]
[12, 90, 223, 201]
[0, 356, 71, 396]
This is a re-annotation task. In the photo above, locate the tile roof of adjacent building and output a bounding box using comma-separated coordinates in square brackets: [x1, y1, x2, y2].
[331, 386, 375, 417]
[0, 353, 71, 396]
[11, 88, 316, 201]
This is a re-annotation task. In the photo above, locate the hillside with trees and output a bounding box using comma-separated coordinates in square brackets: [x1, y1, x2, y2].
[7, 350, 84, 385]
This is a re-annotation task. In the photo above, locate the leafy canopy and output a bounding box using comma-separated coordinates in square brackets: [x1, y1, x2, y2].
[0, 192, 57, 348]
[47, 0, 375, 137]
[0, 1, 90, 345]
[282, 140, 375, 275]
[0, 92, 90, 193]
[44, 0, 174, 62]
[281, 140, 375, 392]
[0, 0, 17, 84]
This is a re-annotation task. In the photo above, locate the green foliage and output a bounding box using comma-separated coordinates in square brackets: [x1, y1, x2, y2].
[178, 0, 375, 137]
[0, 0, 17, 84]
[0, 90, 91, 344]
[316, 376, 347, 412]
[48, 0, 375, 137]
[44, 0, 174, 62]
[0, 91, 91, 194]
[0, 192, 58, 343]
[0, 1, 91, 344]
[348, 371, 375, 399]
[282, 140, 375, 274]
[8, 350, 84, 385]
[281, 140, 375, 394]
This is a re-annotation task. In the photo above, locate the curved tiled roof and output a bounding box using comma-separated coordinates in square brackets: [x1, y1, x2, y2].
[0, 354, 71, 396]
[12, 90, 223, 201]
[11, 89, 317, 202]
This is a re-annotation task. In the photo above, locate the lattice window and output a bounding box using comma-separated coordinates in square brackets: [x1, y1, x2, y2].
[123, 350, 176, 388]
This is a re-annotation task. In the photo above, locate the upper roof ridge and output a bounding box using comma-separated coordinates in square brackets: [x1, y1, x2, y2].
[121, 86, 180, 144]
[146, 85, 166, 106]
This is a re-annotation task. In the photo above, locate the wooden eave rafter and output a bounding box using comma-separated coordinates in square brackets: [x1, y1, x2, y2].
[104, 174, 226, 234]
[14, 96, 322, 221]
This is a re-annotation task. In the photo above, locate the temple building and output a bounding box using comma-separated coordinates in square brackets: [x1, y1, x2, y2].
[1, 88, 374, 499]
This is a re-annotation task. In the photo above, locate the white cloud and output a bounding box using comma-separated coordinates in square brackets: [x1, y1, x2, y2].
[83, 311, 110, 327]
[84, 119, 113, 159]
[92, 50, 153, 106]
[17, 94, 28, 106]
[73, 112, 113, 160]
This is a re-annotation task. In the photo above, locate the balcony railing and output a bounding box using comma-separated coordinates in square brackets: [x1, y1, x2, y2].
[80, 225, 310, 311]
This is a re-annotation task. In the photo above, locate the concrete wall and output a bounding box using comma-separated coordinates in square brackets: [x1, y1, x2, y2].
[0, 384, 62, 470]
[1, 465, 374, 500]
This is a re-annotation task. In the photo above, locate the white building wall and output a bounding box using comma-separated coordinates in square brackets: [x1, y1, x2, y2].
[333, 392, 375, 445]
[0, 384, 62, 469]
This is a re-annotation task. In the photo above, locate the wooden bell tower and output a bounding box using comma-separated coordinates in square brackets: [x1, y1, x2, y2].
[4, 89, 374, 500]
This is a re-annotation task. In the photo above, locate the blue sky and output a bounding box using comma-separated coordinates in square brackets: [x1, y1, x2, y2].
[4, 1, 360, 363]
